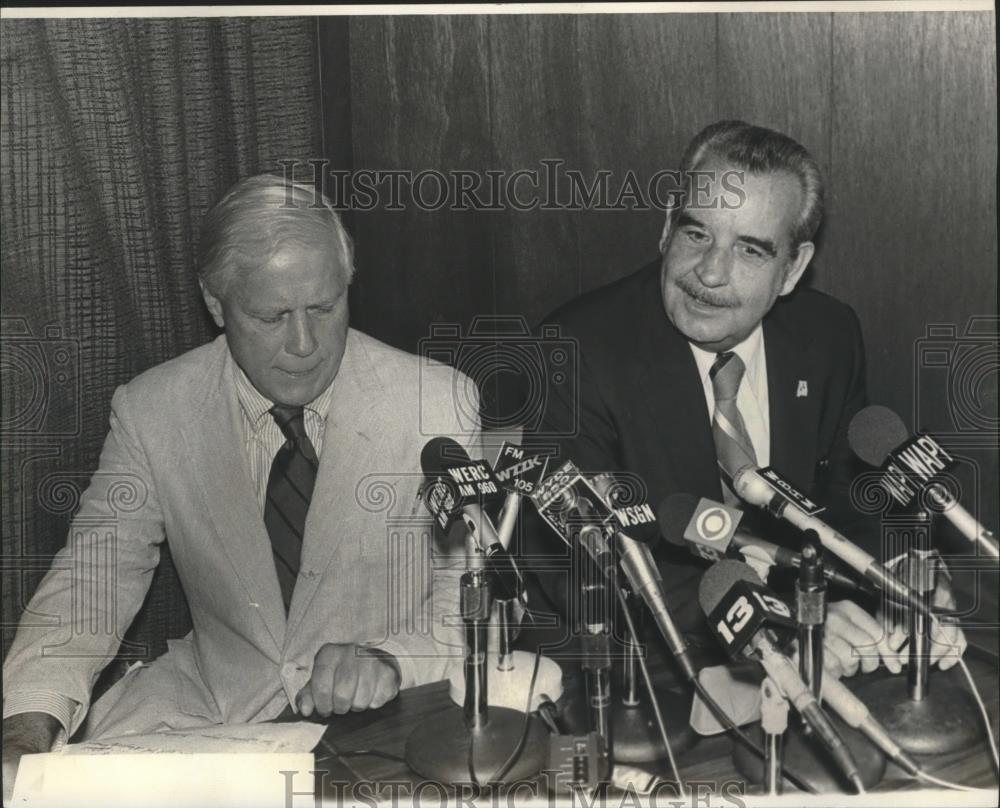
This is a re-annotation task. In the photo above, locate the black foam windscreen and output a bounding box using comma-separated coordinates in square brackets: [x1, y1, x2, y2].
[657, 492, 700, 547]
[847, 405, 910, 467]
[420, 436, 470, 476]
[697, 558, 764, 616]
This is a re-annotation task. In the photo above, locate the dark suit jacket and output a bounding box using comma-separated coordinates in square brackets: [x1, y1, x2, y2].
[520, 259, 872, 646]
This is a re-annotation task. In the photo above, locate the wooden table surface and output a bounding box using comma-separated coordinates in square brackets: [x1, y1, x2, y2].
[306, 643, 999, 801]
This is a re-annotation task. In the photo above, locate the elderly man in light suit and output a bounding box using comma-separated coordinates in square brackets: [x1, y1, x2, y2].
[2, 174, 478, 791]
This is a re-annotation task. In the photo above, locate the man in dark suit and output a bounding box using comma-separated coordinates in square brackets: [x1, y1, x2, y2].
[522, 120, 963, 676]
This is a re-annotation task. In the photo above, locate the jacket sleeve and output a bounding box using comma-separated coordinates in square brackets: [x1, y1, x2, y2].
[2, 384, 165, 737]
[373, 368, 483, 689]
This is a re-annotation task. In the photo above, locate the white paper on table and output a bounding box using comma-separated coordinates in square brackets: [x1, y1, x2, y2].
[10, 721, 328, 808]
[58, 720, 327, 755]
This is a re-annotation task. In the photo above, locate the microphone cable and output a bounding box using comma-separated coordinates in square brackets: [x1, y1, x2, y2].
[614, 584, 684, 789]
[484, 646, 543, 783]
[916, 770, 998, 793]
[957, 656, 1000, 773]
[926, 615, 999, 773]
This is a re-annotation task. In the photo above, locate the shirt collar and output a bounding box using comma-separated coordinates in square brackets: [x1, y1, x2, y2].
[233, 362, 336, 434]
[688, 324, 765, 390]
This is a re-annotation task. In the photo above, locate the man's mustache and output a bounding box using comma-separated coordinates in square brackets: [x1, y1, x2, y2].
[675, 279, 739, 309]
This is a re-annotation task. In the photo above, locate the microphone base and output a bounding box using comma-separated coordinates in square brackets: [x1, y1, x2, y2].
[405, 705, 548, 785]
[448, 651, 564, 712]
[851, 665, 984, 755]
[732, 715, 886, 793]
[612, 690, 698, 763]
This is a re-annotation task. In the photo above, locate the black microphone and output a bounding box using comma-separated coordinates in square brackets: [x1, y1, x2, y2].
[421, 437, 521, 591]
[698, 560, 865, 793]
[848, 405, 998, 559]
[658, 493, 868, 593]
[731, 465, 934, 620]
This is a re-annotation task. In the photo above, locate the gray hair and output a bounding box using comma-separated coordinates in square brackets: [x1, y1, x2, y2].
[198, 173, 355, 295]
[671, 120, 824, 251]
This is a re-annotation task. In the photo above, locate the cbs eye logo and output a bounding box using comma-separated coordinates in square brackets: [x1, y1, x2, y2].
[695, 506, 733, 543]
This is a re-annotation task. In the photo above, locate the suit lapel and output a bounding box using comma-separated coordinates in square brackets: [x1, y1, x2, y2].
[285, 330, 384, 640]
[185, 349, 286, 653]
[764, 308, 817, 490]
[635, 263, 722, 500]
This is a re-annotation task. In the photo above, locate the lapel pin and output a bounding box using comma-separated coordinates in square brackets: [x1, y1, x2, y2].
[797, 380, 809, 398]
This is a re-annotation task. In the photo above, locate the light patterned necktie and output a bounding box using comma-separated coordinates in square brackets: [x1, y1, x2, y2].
[710, 352, 758, 505]
[264, 405, 318, 611]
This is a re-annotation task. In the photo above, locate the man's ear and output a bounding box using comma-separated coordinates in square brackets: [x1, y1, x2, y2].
[779, 241, 815, 296]
[658, 214, 673, 255]
[200, 279, 226, 329]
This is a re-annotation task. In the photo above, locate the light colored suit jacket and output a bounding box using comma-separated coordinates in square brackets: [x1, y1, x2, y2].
[3, 328, 481, 737]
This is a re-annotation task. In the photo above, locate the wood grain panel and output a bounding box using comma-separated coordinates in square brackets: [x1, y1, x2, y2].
[826, 12, 998, 550]
[717, 13, 832, 169]
[574, 14, 718, 295]
[487, 14, 582, 325]
[347, 16, 494, 352]
[717, 12, 833, 276]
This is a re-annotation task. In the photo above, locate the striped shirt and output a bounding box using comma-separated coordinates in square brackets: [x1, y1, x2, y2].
[232, 365, 335, 511]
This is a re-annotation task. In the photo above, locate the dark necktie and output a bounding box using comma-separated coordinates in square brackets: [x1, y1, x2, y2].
[710, 352, 758, 505]
[264, 405, 318, 611]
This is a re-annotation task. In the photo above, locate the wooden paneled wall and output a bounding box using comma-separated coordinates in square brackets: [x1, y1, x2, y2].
[323, 11, 997, 627]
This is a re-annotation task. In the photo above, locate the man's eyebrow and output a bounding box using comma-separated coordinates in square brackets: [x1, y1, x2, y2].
[738, 235, 777, 257]
[247, 305, 288, 317]
[675, 212, 704, 229]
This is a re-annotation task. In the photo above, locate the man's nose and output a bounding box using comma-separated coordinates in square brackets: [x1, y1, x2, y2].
[695, 245, 732, 287]
[285, 312, 317, 357]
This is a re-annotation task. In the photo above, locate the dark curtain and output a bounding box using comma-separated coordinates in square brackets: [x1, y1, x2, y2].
[0, 17, 323, 671]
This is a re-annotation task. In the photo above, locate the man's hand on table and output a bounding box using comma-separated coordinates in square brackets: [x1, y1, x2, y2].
[880, 573, 967, 672]
[2, 712, 60, 803]
[296, 643, 401, 718]
[821, 579, 967, 677]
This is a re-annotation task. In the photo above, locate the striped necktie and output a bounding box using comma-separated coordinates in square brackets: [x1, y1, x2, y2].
[710, 352, 758, 505]
[264, 405, 318, 611]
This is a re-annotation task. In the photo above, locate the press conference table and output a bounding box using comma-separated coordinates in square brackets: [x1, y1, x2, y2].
[303, 642, 1000, 800]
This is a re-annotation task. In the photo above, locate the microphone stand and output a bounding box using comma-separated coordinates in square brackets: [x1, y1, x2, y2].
[760, 678, 788, 796]
[405, 526, 547, 785]
[733, 536, 887, 791]
[578, 522, 614, 773]
[611, 582, 696, 763]
[447, 548, 563, 711]
[853, 510, 983, 754]
[797, 541, 825, 707]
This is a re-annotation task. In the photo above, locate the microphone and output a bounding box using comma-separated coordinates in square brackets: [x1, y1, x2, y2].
[820, 670, 921, 777]
[589, 474, 698, 683]
[731, 465, 933, 620]
[699, 560, 864, 792]
[421, 437, 522, 595]
[492, 441, 550, 550]
[421, 437, 503, 550]
[658, 493, 867, 592]
[848, 405, 998, 559]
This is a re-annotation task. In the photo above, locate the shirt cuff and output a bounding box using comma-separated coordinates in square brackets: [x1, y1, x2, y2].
[3, 692, 77, 751]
